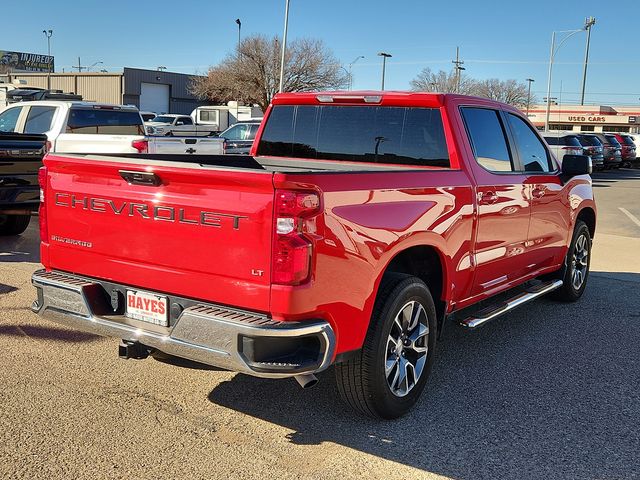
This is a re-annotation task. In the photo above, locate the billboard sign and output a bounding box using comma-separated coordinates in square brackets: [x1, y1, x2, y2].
[0, 50, 54, 73]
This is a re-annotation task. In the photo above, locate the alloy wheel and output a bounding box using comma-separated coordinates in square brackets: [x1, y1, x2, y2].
[571, 234, 589, 290]
[385, 300, 429, 397]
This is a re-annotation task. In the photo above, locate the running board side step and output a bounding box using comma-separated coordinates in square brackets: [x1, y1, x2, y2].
[460, 280, 563, 329]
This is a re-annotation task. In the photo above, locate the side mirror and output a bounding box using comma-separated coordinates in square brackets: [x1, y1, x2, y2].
[562, 154, 592, 177]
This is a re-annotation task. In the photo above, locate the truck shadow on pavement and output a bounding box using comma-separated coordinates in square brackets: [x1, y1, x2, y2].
[208, 272, 640, 479]
[0, 324, 101, 343]
[0, 222, 40, 262]
[592, 168, 640, 188]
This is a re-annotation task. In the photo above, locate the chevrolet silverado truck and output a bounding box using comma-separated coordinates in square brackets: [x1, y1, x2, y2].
[31, 92, 596, 419]
[0, 132, 48, 235]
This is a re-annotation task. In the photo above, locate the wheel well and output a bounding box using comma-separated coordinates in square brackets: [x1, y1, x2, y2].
[383, 245, 446, 327]
[577, 207, 596, 238]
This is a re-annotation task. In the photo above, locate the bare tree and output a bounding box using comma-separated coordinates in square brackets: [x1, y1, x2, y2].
[411, 68, 537, 108]
[190, 35, 348, 111]
[410, 67, 476, 95]
[473, 78, 536, 108]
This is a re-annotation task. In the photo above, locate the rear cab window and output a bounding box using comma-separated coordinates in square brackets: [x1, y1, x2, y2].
[460, 107, 513, 172]
[65, 108, 144, 135]
[257, 105, 450, 168]
[24, 106, 57, 134]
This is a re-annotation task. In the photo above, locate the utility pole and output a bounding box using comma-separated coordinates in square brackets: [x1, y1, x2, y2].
[73, 57, 86, 73]
[278, 0, 290, 93]
[452, 46, 465, 93]
[525, 78, 535, 116]
[378, 52, 392, 90]
[580, 17, 596, 105]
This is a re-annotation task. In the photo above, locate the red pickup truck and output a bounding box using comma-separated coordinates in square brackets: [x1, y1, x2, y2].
[31, 92, 596, 419]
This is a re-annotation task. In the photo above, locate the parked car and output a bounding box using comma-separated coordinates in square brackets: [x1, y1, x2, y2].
[145, 114, 218, 137]
[590, 132, 622, 169]
[610, 133, 636, 167]
[32, 92, 596, 419]
[0, 101, 146, 154]
[219, 120, 261, 154]
[139, 111, 157, 122]
[543, 132, 602, 170]
[0, 131, 47, 235]
[576, 134, 605, 171]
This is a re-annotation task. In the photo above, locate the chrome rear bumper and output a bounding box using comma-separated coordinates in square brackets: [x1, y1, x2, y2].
[31, 270, 335, 378]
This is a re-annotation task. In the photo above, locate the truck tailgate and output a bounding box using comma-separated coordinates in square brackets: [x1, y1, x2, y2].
[41, 154, 274, 312]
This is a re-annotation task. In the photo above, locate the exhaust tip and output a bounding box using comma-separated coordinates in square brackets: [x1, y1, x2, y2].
[294, 373, 318, 389]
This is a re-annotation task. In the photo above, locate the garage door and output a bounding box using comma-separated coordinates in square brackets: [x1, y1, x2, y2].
[140, 83, 170, 114]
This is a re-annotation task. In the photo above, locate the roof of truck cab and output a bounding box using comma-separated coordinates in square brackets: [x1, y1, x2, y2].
[1, 100, 140, 110]
[271, 91, 519, 111]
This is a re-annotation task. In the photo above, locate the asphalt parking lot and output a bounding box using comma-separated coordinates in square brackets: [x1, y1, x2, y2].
[1, 170, 639, 480]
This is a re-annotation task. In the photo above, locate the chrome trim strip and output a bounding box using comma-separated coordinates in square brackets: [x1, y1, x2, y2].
[31, 270, 335, 378]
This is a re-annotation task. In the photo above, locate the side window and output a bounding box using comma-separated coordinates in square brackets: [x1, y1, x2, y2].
[24, 106, 56, 134]
[461, 107, 513, 172]
[507, 113, 552, 172]
[248, 124, 259, 139]
[181, 117, 193, 125]
[0, 107, 22, 133]
[223, 125, 242, 140]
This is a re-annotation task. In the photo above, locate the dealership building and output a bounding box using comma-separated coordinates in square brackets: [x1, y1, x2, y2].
[2, 68, 206, 114]
[526, 104, 640, 133]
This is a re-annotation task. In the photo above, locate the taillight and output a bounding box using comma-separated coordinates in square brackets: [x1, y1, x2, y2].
[38, 166, 49, 243]
[272, 189, 321, 285]
[132, 139, 148, 153]
[562, 146, 582, 155]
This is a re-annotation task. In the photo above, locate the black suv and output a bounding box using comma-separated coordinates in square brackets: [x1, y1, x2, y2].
[576, 134, 605, 171]
[589, 133, 622, 169]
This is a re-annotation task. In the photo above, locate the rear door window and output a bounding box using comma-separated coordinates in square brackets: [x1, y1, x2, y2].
[506, 113, 553, 172]
[0, 106, 22, 133]
[460, 107, 513, 172]
[257, 105, 450, 167]
[24, 106, 57, 134]
[65, 108, 144, 135]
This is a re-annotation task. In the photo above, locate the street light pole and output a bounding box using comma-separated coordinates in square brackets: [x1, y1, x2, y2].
[525, 78, 535, 116]
[378, 52, 392, 90]
[278, 0, 290, 93]
[235, 19, 242, 54]
[42, 29, 53, 89]
[348, 55, 364, 91]
[580, 16, 596, 105]
[544, 27, 585, 132]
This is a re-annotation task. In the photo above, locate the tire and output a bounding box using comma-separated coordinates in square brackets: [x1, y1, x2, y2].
[0, 214, 31, 236]
[335, 274, 437, 419]
[552, 220, 591, 302]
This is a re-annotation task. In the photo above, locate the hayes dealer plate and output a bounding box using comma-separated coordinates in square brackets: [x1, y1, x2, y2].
[125, 290, 169, 327]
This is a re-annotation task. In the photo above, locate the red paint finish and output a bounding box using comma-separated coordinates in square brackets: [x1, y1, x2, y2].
[40, 92, 596, 358]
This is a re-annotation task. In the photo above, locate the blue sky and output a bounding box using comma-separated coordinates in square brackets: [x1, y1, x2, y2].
[4, 0, 639, 105]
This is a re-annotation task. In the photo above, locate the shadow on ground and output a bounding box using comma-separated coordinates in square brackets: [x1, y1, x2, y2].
[0, 324, 101, 343]
[592, 167, 640, 188]
[208, 273, 640, 479]
[0, 221, 39, 262]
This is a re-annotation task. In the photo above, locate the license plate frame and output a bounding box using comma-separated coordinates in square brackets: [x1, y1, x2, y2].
[125, 289, 169, 327]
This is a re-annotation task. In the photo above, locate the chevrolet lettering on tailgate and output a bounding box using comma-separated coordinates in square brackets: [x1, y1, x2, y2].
[54, 192, 247, 229]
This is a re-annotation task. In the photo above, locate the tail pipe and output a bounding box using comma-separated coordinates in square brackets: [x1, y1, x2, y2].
[294, 373, 318, 389]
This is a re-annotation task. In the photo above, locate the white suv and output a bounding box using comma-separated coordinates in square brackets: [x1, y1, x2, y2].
[0, 101, 146, 153]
